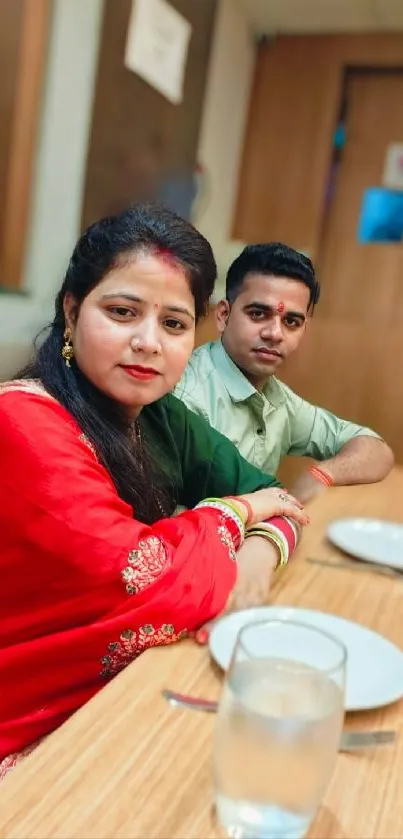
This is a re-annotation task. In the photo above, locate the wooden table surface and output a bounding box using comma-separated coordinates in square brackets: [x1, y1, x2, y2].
[0, 472, 403, 839]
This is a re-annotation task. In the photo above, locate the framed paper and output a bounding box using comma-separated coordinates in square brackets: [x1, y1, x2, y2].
[125, 0, 192, 105]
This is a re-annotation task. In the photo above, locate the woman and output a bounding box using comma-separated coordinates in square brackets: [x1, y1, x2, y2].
[0, 203, 308, 774]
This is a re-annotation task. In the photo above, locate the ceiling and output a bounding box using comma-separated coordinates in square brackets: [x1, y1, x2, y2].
[239, 0, 403, 35]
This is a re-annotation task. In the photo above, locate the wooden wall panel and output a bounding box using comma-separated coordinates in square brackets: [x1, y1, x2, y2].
[82, 0, 216, 229]
[0, 0, 50, 290]
[233, 37, 340, 256]
[279, 318, 403, 465]
[233, 34, 403, 469]
[0, 0, 25, 243]
[234, 34, 403, 260]
[194, 305, 219, 347]
[319, 73, 403, 321]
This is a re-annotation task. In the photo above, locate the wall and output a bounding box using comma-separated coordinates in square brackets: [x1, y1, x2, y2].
[193, 0, 255, 297]
[82, 0, 216, 230]
[234, 34, 403, 475]
[0, 0, 254, 375]
[0, 0, 50, 292]
[0, 0, 104, 376]
[234, 34, 403, 257]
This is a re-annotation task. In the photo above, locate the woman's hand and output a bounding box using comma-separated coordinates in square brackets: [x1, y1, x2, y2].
[232, 487, 310, 527]
[194, 536, 280, 642]
[226, 536, 279, 611]
[193, 490, 309, 645]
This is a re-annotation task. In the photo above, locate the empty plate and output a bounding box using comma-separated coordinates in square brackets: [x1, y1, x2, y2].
[209, 606, 403, 711]
[327, 518, 403, 569]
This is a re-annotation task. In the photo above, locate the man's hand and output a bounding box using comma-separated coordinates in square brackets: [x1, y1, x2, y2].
[290, 435, 395, 504]
[289, 471, 328, 505]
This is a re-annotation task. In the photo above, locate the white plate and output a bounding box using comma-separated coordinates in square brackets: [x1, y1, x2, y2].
[327, 518, 403, 569]
[209, 606, 403, 711]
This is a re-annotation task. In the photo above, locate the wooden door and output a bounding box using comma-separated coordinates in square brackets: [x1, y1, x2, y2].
[234, 35, 403, 259]
[319, 72, 403, 322]
[280, 72, 403, 481]
[234, 40, 403, 482]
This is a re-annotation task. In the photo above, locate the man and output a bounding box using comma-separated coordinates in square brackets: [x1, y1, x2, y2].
[174, 243, 394, 503]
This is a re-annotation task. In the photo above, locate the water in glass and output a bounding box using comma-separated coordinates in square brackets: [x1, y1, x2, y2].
[214, 620, 346, 839]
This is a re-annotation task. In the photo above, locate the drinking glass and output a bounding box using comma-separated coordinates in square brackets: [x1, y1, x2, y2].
[214, 618, 346, 839]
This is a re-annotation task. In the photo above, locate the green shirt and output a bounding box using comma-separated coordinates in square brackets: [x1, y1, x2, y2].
[140, 392, 281, 507]
[173, 341, 380, 475]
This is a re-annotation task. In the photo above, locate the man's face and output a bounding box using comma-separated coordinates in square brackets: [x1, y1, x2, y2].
[216, 273, 310, 389]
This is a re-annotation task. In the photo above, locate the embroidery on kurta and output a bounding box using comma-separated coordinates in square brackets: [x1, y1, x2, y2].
[217, 523, 237, 562]
[78, 433, 98, 461]
[100, 624, 187, 677]
[0, 738, 44, 781]
[121, 537, 171, 595]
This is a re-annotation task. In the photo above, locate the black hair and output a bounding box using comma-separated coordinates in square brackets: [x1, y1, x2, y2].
[18, 202, 217, 523]
[225, 242, 320, 311]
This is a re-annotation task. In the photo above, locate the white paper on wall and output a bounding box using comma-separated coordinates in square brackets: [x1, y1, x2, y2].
[382, 143, 403, 190]
[125, 0, 192, 105]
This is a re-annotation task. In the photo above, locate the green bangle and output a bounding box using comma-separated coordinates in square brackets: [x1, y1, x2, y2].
[244, 528, 287, 568]
[201, 497, 247, 527]
[221, 499, 248, 526]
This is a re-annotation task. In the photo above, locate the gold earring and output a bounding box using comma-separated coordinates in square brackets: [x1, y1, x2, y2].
[61, 327, 74, 367]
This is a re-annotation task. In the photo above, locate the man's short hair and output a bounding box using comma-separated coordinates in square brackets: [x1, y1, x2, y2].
[225, 242, 320, 311]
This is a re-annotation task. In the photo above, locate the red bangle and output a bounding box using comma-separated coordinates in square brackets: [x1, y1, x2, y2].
[224, 496, 253, 526]
[309, 465, 334, 488]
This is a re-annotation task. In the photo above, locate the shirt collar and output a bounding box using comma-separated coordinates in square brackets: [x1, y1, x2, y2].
[210, 340, 258, 402]
[210, 340, 286, 406]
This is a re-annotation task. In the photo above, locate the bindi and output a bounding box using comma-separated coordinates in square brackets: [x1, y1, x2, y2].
[276, 301, 285, 314]
[155, 246, 178, 268]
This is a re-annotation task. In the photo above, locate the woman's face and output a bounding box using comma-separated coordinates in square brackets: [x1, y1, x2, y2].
[64, 251, 196, 415]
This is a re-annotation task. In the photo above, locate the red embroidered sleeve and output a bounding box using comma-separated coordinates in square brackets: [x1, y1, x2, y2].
[0, 387, 240, 758]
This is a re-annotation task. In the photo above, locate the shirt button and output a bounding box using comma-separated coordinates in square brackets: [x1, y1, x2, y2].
[256, 427, 264, 435]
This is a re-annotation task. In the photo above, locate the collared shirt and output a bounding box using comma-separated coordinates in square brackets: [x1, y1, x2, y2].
[174, 340, 380, 475]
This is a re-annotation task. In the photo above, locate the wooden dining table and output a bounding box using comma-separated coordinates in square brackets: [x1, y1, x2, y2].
[0, 470, 403, 839]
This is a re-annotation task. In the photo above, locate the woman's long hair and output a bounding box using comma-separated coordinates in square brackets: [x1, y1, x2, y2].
[18, 203, 217, 523]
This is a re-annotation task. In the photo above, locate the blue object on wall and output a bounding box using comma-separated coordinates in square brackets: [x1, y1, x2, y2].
[333, 123, 346, 150]
[358, 187, 403, 243]
[157, 170, 198, 221]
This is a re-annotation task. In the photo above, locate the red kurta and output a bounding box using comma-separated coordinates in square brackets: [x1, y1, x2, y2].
[0, 382, 239, 763]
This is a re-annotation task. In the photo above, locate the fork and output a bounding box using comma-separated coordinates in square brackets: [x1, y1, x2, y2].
[162, 690, 396, 751]
[307, 556, 403, 580]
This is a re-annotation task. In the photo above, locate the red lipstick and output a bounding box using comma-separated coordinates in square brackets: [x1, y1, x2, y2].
[121, 365, 160, 381]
